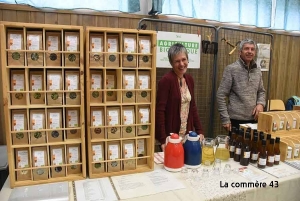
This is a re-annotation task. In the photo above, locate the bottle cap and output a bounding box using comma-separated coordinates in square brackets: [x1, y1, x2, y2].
[259, 132, 264, 140]
[270, 138, 275, 144]
[275, 137, 280, 143]
[267, 134, 271, 140]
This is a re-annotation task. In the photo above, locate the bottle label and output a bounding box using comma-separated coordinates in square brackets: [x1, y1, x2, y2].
[235, 148, 241, 155]
[230, 146, 235, 152]
[244, 151, 250, 158]
[251, 153, 258, 160]
[268, 156, 275, 163]
[258, 158, 267, 165]
[275, 154, 280, 161]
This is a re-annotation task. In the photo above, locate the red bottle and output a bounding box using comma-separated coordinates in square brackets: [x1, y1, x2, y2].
[164, 133, 184, 172]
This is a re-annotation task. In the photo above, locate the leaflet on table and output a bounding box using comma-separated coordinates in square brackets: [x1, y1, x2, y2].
[75, 177, 118, 201]
[92, 145, 103, 162]
[52, 148, 63, 165]
[50, 112, 60, 129]
[260, 162, 300, 178]
[239, 166, 267, 182]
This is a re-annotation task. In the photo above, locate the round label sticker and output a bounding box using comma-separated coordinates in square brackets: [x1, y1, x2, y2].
[71, 165, 77, 170]
[93, 54, 100, 61]
[70, 129, 77, 134]
[51, 92, 59, 100]
[141, 91, 147, 98]
[15, 93, 23, 100]
[94, 163, 101, 169]
[111, 127, 117, 134]
[141, 125, 148, 130]
[94, 128, 102, 134]
[34, 132, 42, 139]
[55, 167, 62, 172]
[16, 132, 24, 139]
[126, 126, 132, 133]
[20, 170, 28, 175]
[12, 52, 21, 60]
[142, 56, 149, 63]
[50, 53, 57, 61]
[34, 93, 41, 99]
[111, 161, 118, 167]
[31, 53, 39, 61]
[69, 92, 77, 99]
[36, 169, 44, 175]
[127, 55, 134, 62]
[68, 54, 76, 62]
[126, 91, 133, 98]
[109, 55, 116, 62]
[107, 91, 113, 96]
[51, 131, 59, 138]
[92, 91, 99, 98]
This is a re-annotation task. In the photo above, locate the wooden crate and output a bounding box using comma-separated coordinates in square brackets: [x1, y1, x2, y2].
[0, 22, 86, 188]
[85, 27, 156, 178]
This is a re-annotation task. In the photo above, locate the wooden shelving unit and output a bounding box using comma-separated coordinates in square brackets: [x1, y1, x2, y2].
[0, 22, 86, 187]
[85, 27, 156, 178]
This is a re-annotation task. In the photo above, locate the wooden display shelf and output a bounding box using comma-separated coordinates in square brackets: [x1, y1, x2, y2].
[85, 26, 156, 178]
[0, 22, 86, 188]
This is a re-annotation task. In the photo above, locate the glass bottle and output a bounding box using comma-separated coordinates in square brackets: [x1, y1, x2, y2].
[258, 131, 264, 153]
[229, 127, 237, 158]
[250, 135, 259, 163]
[234, 129, 243, 162]
[274, 137, 281, 165]
[258, 139, 267, 169]
[266, 134, 272, 150]
[267, 138, 275, 167]
[240, 132, 251, 166]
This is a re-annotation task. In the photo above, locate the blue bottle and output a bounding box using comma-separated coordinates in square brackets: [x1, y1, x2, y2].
[183, 131, 202, 168]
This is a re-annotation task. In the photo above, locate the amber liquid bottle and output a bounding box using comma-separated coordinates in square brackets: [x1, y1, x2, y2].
[266, 134, 271, 150]
[274, 137, 281, 165]
[240, 132, 251, 166]
[258, 139, 267, 169]
[267, 138, 275, 167]
[258, 131, 265, 153]
[250, 135, 259, 163]
[229, 127, 237, 158]
[234, 129, 243, 162]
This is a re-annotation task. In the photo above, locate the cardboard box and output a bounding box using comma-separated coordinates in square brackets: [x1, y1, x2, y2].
[26, 31, 43, 66]
[106, 107, 121, 139]
[107, 141, 120, 172]
[90, 70, 103, 103]
[137, 106, 150, 135]
[10, 70, 26, 105]
[7, 30, 24, 66]
[122, 106, 136, 138]
[65, 71, 80, 105]
[30, 109, 46, 144]
[47, 109, 63, 142]
[89, 34, 104, 67]
[137, 71, 151, 103]
[66, 108, 81, 139]
[106, 70, 117, 101]
[106, 35, 119, 67]
[91, 107, 105, 139]
[50, 145, 66, 178]
[91, 142, 105, 174]
[47, 70, 63, 105]
[32, 146, 48, 181]
[122, 34, 137, 67]
[137, 139, 147, 165]
[122, 71, 136, 103]
[122, 140, 136, 170]
[138, 36, 152, 68]
[64, 32, 80, 67]
[15, 148, 31, 181]
[67, 144, 82, 174]
[29, 71, 45, 104]
[45, 32, 61, 66]
[11, 110, 28, 145]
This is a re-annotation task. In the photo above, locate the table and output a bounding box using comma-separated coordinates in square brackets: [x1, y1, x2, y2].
[1, 159, 300, 201]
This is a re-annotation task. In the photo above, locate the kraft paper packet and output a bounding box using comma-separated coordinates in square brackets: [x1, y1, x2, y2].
[138, 36, 152, 68]
[29, 71, 45, 104]
[46, 32, 61, 66]
[65, 71, 80, 105]
[32, 146, 48, 181]
[47, 70, 63, 105]
[50, 145, 66, 178]
[66, 107, 81, 139]
[90, 70, 103, 103]
[122, 106, 136, 138]
[91, 142, 105, 174]
[123, 34, 137, 67]
[91, 107, 105, 139]
[27, 31, 43, 66]
[137, 106, 150, 135]
[106, 107, 121, 139]
[106, 70, 117, 101]
[283, 113, 294, 130]
[11, 110, 28, 145]
[10, 70, 26, 105]
[67, 144, 82, 174]
[137, 71, 151, 103]
[122, 71, 136, 103]
[106, 34, 120, 67]
[47, 109, 63, 142]
[123, 140, 136, 170]
[15, 148, 31, 181]
[137, 138, 147, 165]
[64, 32, 80, 67]
[7, 30, 24, 66]
[30, 109, 46, 144]
[90, 34, 104, 67]
[107, 141, 120, 172]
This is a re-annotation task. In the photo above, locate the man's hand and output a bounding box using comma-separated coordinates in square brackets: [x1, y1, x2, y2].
[161, 144, 166, 152]
[222, 123, 231, 132]
[252, 104, 264, 121]
[199, 134, 204, 141]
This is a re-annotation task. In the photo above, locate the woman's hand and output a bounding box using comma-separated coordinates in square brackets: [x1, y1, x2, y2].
[161, 144, 166, 152]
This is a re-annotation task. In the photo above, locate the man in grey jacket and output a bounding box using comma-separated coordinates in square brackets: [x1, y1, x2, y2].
[217, 38, 266, 132]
